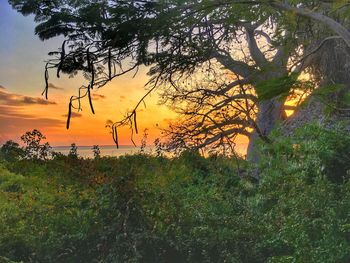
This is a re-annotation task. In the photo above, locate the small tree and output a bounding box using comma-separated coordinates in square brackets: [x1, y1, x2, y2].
[0, 140, 24, 161]
[154, 138, 163, 157]
[92, 145, 100, 159]
[68, 143, 78, 159]
[140, 129, 148, 154]
[20, 129, 51, 160]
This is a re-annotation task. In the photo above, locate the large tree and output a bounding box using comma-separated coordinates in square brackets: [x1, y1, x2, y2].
[9, 0, 350, 161]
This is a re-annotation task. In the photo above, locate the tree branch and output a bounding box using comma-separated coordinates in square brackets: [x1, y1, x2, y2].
[245, 26, 269, 68]
[271, 1, 350, 48]
[212, 50, 257, 78]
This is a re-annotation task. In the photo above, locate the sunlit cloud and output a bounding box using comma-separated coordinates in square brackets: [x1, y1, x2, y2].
[0, 87, 64, 144]
[0, 114, 64, 144]
[0, 115, 64, 131]
[92, 93, 106, 100]
[62, 112, 82, 118]
[0, 108, 64, 143]
[0, 86, 56, 106]
[0, 105, 37, 119]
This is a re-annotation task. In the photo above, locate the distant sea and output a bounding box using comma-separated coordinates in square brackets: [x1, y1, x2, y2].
[53, 145, 152, 159]
[53, 144, 247, 159]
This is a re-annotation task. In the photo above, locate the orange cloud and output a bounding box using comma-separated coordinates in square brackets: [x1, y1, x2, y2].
[92, 93, 106, 100]
[62, 112, 82, 118]
[0, 86, 64, 144]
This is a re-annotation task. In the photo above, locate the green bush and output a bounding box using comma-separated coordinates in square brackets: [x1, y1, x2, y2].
[0, 163, 96, 263]
[256, 124, 350, 262]
[1, 124, 350, 262]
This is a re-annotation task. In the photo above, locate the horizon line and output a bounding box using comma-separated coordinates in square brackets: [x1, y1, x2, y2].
[52, 144, 143, 148]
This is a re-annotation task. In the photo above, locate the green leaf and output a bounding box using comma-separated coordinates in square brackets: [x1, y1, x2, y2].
[255, 73, 298, 101]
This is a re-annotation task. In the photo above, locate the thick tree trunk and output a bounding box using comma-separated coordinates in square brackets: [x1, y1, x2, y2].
[283, 39, 350, 137]
[247, 98, 284, 163]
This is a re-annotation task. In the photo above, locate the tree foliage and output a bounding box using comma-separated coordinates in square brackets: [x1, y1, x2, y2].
[20, 129, 52, 160]
[0, 141, 24, 161]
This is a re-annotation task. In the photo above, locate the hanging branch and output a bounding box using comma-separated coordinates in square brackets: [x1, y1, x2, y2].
[42, 63, 49, 100]
[87, 85, 95, 114]
[130, 121, 137, 147]
[66, 97, 73, 129]
[133, 110, 138, 134]
[86, 48, 92, 71]
[112, 126, 119, 148]
[57, 40, 66, 78]
[109, 72, 163, 147]
[108, 48, 112, 80]
[59, 59, 139, 130]
[90, 62, 95, 90]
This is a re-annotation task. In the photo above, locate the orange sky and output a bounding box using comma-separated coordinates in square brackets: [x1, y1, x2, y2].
[0, 68, 177, 146]
[43, 69, 178, 146]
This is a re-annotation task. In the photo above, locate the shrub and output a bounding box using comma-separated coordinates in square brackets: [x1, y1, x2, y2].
[20, 129, 51, 160]
[1, 124, 350, 262]
[256, 124, 350, 262]
[0, 141, 24, 161]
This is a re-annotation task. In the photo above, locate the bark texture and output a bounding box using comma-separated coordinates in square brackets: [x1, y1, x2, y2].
[283, 39, 350, 135]
[247, 98, 284, 163]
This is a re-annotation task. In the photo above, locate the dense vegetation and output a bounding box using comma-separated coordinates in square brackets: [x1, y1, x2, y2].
[1, 124, 350, 263]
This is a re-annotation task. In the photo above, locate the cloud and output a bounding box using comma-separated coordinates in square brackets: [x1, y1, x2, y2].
[62, 112, 82, 118]
[106, 119, 114, 126]
[48, 83, 64, 90]
[0, 115, 64, 129]
[0, 105, 64, 142]
[0, 116, 64, 143]
[0, 87, 64, 143]
[0, 86, 56, 106]
[0, 106, 36, 119]
[0, 106, 63, 124]
[92, 93, 106, 100]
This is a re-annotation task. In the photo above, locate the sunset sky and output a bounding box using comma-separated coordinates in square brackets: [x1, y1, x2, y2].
[0, 1, 177, 146]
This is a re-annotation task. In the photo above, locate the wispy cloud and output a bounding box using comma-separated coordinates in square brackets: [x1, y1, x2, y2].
[0, 86, 56, 106]
[0, 114, 64, 142]
[92, 93, 106, 100]
[0, 87, 64, 143]
[48, 83, 64, 90]
[62, 112, 82, 118]
[0, 105, 63, 126]
[0, 105, 36, 119]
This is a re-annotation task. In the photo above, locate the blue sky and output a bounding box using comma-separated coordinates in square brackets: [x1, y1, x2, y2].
[0, 1, 62, 94]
